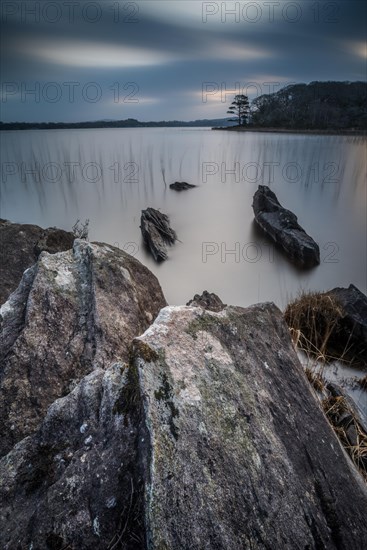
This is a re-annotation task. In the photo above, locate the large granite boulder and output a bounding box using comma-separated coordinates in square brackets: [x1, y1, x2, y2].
[134, 303, 367, 549]
[0, 363, 145, 549]
[0, 219, 74, 304]
[1, 226, 366, 549]
[252, 186, 320, 268]
[0, 240, 166, 457]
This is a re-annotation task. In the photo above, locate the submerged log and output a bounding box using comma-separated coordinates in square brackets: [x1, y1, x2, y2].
[140, 207, 177, 262]
[169, 181, 196, 191]
[252, 185, 320, 268]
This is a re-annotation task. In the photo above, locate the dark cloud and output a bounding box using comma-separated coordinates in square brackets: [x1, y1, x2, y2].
[1, 0, 366, 121]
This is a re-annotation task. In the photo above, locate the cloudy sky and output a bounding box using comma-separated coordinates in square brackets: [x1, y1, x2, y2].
[1, 0, 366, 122]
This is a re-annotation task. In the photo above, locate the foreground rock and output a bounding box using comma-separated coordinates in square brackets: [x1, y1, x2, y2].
[186, 290, 226, 312]
[140, 207, 177, 261]
[252, 185, 320, 268]
[169, 181, 196, 191]
[0, 240, 166, 457]
[0, 219, 74, 304]
[134, 303, 367, 549]
[0, 364, 145, 549]
[328, 284, 367, 364]
[1, 225, 367, 549]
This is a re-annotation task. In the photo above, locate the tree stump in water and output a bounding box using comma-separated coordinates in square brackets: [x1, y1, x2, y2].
[140, 207, 177, 261]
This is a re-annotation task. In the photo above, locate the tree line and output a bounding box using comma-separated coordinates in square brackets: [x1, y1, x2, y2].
[227, 81, 367, 129]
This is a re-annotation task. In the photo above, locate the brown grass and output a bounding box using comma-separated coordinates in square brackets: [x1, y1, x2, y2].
[305, 367, 325, 392]
[322, 396, 367, 482]
[284, 291, 355, 364]
[286, 292, 367, 481]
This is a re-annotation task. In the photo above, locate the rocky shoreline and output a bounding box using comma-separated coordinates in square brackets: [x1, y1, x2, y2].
[1, 220, 367, 549]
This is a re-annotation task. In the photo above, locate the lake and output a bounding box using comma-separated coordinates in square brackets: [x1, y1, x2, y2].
[1, 127, 366, 308]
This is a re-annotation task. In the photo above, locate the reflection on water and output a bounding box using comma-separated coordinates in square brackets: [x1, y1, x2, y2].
[1, 127, 366, 307]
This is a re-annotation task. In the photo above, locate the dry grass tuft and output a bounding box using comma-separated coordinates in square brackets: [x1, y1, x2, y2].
[284, 291, 356, 364]
[322, 396, 367, 482]
[286, 292, 367, 481]
[305, 367, 325, 392]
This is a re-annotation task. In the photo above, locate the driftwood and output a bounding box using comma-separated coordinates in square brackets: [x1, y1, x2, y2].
[140, 207, 177, 261]
[169, 181, 196, 191]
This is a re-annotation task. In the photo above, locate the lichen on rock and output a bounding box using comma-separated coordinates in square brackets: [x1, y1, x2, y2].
[135, 303, 367, 550]
[0, 239, 166, 457]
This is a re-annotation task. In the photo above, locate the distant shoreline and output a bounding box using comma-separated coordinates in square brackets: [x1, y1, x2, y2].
[212, 126, 367, 136]
[1, 123, 365, 136]
[0, 119, 234, 131]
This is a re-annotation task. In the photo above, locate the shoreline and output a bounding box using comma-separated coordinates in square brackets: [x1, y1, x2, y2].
[1, 125, 365, 136]
[212, 126, 367, 136]
[1, 124, 365, 136]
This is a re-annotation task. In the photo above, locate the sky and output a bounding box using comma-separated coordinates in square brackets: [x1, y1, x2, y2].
[1, 0, 366, 122]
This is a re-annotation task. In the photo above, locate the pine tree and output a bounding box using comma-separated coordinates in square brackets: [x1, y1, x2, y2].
[227, 95, 250, 126]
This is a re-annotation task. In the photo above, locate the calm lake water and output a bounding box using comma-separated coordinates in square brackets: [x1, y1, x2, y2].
[1, 127, 366, 309]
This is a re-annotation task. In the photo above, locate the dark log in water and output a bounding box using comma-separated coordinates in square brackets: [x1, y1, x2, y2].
[140, 207, 177, 261]
[169, 181, 196, 191]
[252, 185, 320, 268]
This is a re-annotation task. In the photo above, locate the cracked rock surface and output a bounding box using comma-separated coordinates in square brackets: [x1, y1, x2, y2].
[0, 363, 145, 549]
[0, 239, 166, 457]
[0, 219, 75, 304]
[0, 238, 166, 549]
[134, 303, 367, 550]
[1, 225, 367, 549]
